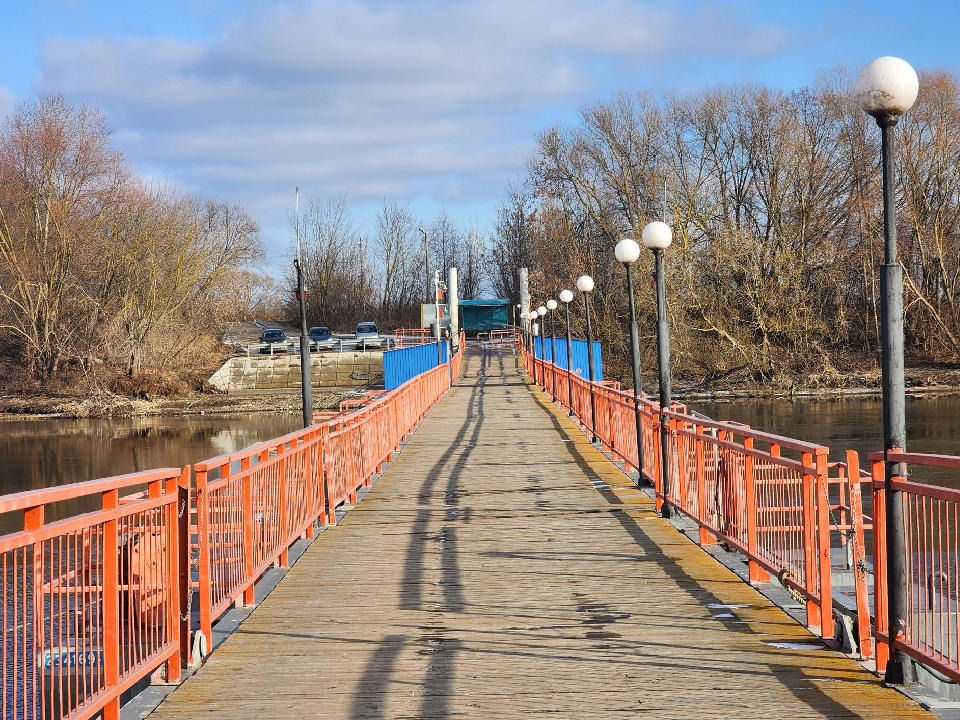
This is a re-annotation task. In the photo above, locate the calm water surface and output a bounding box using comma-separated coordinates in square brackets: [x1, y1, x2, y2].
[0, 414, 301, 497]
[3, 394, 960, 497]
[695, 394, 960, 486]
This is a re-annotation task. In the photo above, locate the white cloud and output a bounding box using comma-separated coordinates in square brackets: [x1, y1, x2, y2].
[33, 0, 792, 247]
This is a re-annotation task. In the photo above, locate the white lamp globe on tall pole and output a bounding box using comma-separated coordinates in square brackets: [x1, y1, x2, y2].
[643, 220, 674, 518]
[559, 290, 575, 414]
[576, 275, 599, 442]
[615, 236, 646, 485]
[856, 57, 919, 119]
[857, 55, 919, 686]
[614, 238, 641, 264]
[641, 221, 673, 251]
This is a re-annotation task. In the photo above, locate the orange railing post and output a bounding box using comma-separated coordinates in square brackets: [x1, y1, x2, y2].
[278, 441, 290, 567]
[871, 456, 890, 673]
[815, 450, 834, 640]
[101, 488, 120, 720]
[801, 451, 821, 631]
[696, 424, 715, 546]
[846, 450, 873, 659]
[177, 466, 191, 673]
[744, 438, 769, 584]
[196, 465, 213, 658]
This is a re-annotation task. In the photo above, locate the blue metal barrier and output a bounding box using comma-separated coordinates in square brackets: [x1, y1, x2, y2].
[383, 341, 449, 390]
[534, 337, 602, 381]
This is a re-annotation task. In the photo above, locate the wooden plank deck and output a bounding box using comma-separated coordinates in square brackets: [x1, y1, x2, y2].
[149, 345, 932, 718]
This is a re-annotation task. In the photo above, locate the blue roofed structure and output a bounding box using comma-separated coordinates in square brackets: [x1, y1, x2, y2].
[459, 299, 510, 333]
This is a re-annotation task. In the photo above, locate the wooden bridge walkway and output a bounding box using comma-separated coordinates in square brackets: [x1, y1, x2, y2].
[149, 345, 931, 719]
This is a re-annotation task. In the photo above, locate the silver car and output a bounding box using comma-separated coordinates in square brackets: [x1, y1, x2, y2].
[355, 322, 379, 340]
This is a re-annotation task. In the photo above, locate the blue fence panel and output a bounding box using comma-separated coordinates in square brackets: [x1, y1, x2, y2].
[534, 337, 602, 381]
[383, 341, 449, 390]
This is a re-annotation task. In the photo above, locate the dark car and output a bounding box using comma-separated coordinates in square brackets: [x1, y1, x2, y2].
[308, 326, 333, 350]
[259, 328, 288, 353]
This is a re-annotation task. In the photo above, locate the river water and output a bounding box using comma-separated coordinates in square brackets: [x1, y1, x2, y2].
[696, 393, 960, 485]
[0, 414, 301, 498]
[1, 394, 958, 498]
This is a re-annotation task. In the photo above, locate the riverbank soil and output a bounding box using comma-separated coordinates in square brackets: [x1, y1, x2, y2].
[675, 363, 960, 400]
[0, 388, 359, 419]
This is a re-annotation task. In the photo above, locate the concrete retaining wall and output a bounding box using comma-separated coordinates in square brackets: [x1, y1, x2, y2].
[208, 351, 384, 391]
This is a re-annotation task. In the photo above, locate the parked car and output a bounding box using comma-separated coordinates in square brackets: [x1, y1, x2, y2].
[308, 326, 334, 350]
[355, 322, 379, 340]
[259, 328, 288, 353]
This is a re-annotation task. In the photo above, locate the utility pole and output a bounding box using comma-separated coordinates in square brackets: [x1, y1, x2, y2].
[419, 228, 430, 305]
[434, 269, 444, 365]
[519, 267, 530, 342]
[295, 187, 312, 429]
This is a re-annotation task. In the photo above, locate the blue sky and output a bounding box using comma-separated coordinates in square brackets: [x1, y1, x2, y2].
[2, 0, 958, 271]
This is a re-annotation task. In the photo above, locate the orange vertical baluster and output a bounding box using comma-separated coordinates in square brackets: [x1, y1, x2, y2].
[872, 458, 889, 672]
[696, 424, 715, 546]
[278, 444, 289, 568]
[801, 451, 821, 631]
[846, 451, 872, 659]
[101, 489, 120, 720]
[195, 467, 213, 661]
[744, 438, 769, 583]
[240, 455, 255, 606]
[176, 467, 190, 677]
[816, 450, 834, 640]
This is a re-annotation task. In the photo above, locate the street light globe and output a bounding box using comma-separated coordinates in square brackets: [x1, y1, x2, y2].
[642, 221, 673, 250]
[537, 306, 547, 316]
[576, 275, 595, 293]
[856, 56, 919, 118]
[528, 311, 538, 321]
[559, 289, 574, 303]
[547, 299, 558, 311]
[614, 238, 641, 264]
[516, 303, 521, 309]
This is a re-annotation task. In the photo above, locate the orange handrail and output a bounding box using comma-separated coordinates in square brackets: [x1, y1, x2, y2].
[0, 333, 467, 719]
[0, 467, 188, 720]
[520, 341, 837, 640]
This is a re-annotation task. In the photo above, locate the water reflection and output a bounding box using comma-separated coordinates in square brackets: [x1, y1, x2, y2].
[695, 394, 960, 487]
[0, 414, 301, 497]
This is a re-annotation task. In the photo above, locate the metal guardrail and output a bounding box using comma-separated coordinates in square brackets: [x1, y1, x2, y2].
[241, 337, 395, 355]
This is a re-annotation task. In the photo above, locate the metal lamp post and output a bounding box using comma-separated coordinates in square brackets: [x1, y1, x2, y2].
[615, 237, 646, 485]
[643, 221, 673, 518]
[560, 289, 575, 414]
[293, 188, 312, 429]
[856, 55, 919, 685]
[576, 275, 599, 443]
[547, 299, 558, 399]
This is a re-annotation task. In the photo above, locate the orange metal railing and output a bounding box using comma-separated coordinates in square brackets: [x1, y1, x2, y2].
[0, 468, 188, 720]
[521, 343, 841, 639]
[192, 332, 464, 651]
[392, 328, 432, 348]
[1, 334, 465, 720]
[868, 451, 960, 681]
[193, 426, 324, 652]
